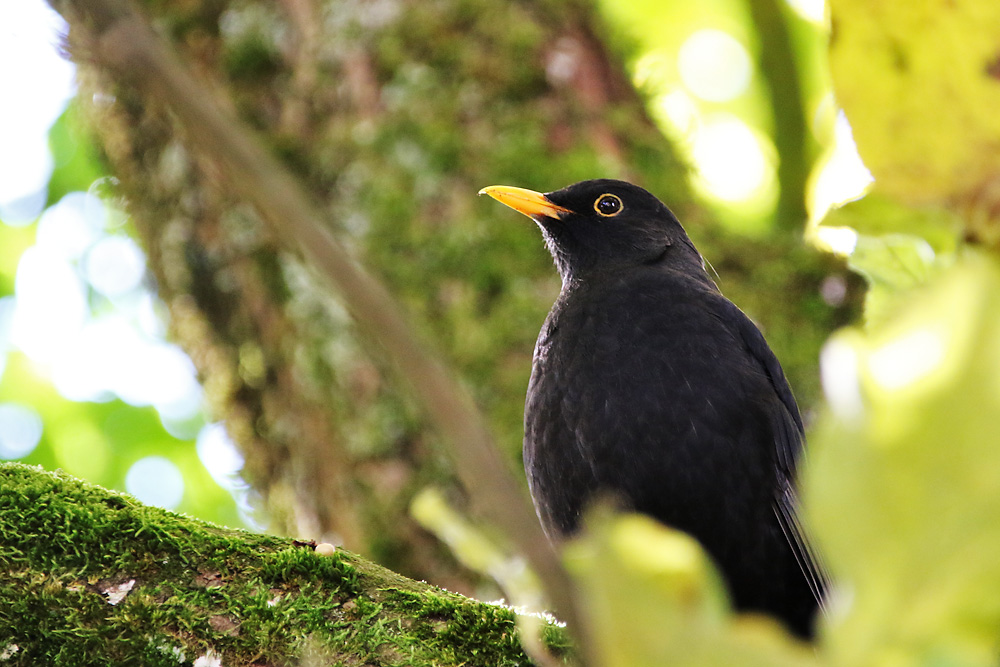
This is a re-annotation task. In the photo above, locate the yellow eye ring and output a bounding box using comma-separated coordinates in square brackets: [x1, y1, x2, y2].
[594, 194, 623, 217]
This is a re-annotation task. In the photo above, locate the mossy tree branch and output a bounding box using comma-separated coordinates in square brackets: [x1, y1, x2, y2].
[0, 463, 568, 666]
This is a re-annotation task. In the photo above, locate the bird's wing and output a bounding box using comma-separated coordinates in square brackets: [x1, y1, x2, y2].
[773, 482, 829, 609]
[723, 300, 804, 471]
[718, 298, 828, 608]
[731, 307, 804, 435]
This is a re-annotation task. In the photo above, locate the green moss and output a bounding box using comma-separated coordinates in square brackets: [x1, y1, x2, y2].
[257, 542, 358, 590]
[224, 36, 282, 82]
[0, 464, 560, 665]
[388, 589, 571, 665]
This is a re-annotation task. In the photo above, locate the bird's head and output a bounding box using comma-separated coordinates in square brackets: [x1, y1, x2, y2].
[479, 179, 705, 284]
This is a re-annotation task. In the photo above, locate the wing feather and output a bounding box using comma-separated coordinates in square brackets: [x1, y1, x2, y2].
[722, 298, 829, 609]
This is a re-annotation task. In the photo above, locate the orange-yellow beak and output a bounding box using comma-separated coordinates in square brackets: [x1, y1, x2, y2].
[478, 185, 571, 220]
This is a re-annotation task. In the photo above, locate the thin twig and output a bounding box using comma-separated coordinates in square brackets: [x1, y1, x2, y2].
[746, 0, 812, 232]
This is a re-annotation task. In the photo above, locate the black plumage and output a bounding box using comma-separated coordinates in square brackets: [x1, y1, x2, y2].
[480, 179, 825, 638]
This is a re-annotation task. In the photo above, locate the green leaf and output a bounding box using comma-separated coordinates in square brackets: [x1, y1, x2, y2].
[849, 233, 939, 291]
[805, 250, 1000, 665]
[821, 193, 960, 253]
[847, 232, 949, 325]
[820, 195, 961, 323]
[565, 510, 817, 666]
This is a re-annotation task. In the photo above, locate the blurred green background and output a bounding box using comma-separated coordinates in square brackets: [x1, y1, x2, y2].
[0, 12, 250, 527]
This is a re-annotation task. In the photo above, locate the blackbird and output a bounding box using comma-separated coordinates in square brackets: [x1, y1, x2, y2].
[479, 179, 825, 638]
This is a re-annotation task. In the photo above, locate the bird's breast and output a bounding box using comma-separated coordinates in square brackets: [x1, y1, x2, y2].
[524, 276, 780, 534]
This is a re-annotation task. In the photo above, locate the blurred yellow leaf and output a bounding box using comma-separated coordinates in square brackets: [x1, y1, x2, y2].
[829, 0, 1000, 218]
[565, 510, 817, 667]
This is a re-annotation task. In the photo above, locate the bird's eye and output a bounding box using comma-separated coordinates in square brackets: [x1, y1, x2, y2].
[594, 194, 623, 217]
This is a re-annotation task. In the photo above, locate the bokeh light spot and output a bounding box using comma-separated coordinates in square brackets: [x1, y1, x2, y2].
[48, 315, 203, 423]
[820, 336, 864, 422]
[125, 456, 185, 509]
[11, 246, 89, 365]
[785, 0, 826, 24]
[0, 0, 75, 223]
[652, 88, 699, 137]
[810, 110, 874, 222]
[869, 329, 945, 392]
[35, 192, 106, 260]
[0, 403, 43, 459]
[690, 115, 772, 202]
[678, 29, 752, 103]
[85, 235, 147, 297]
[814, 226, 859, 256]
[0, 297, 14, 381]
[197, 423, 245, 492]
